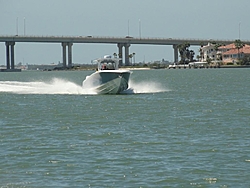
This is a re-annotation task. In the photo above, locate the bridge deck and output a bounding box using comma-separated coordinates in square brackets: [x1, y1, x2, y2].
[0, 35, 248, 45]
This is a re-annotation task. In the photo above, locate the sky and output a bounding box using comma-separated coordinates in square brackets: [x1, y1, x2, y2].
[0, 0, 249, 65]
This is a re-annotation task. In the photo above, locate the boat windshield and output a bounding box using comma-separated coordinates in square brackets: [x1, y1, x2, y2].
[99, 61, 116, 70]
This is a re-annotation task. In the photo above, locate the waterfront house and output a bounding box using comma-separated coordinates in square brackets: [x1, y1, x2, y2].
[218, 44, 250, 64]
[200, 43, 250, 64]
[200, 43, 217, 62]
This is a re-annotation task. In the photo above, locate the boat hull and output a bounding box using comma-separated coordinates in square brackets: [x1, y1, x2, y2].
[82, 70, 131, 94]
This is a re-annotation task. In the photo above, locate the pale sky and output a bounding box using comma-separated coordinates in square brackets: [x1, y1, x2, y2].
[0, 0, 249, 65]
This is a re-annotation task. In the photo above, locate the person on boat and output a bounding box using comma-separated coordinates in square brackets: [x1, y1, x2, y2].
[101, 64, 107, 70]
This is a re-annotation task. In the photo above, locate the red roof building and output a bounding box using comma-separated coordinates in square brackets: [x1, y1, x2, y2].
[218, 44, 250, 64]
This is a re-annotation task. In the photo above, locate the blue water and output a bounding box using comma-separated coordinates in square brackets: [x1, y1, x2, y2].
[0, 68, 250, 187]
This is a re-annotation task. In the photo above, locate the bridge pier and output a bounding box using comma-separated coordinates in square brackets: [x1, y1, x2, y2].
[173, 44, 178, 63]
[68, 42, 73, 68]
[117, 43, 130, 66]
[11, 42, 15, 69]
[61, 42, 73, 68]
[124, 43, 130, 66]
[5, 42, 15, 69]
[62, 42, 67, 68]
[117, 43, 123, 66]
[5, 42, 10, 69]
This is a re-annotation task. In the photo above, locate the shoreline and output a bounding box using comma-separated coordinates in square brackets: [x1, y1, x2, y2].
[1, 65, 250, 72]
[120, 67, 151, 70]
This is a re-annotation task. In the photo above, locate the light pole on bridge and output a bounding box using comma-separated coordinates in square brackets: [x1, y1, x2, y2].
[16, 17, 18, 36]
[239, 22, 241, 40]
[139, 19, 141, 39]
[24, 17, 26, 36]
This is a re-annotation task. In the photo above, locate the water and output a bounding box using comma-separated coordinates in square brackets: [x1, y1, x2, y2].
[0, 69, 250, 187]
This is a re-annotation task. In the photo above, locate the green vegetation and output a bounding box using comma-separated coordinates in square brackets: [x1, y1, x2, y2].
[238, 54, 250, 65]
[234, 39, 245, 64]
[177, 42, 195, 64]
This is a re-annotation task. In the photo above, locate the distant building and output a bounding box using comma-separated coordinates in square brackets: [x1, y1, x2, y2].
[200, 43, 217, 62]
[218, 44, 250, 64]
[200, 43, 250, 64]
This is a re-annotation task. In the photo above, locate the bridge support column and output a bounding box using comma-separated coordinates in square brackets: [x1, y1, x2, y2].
[10, 42, 15, 69]
[173, 44, 178, 63]
[62, 42, 73, 68]
[62, 42, 67, 68]
[68, 42, 73, 68]
[5, 42, 15, 69]
[5, 42, 10, 69]
[124, 43, 130, 66]
[117, 43, 123, 66]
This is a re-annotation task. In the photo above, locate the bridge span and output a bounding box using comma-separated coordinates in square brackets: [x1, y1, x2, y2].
[1, 35, 249, 70]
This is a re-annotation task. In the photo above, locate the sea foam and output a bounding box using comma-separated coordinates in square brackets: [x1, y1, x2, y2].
[0, 78, 169, 95]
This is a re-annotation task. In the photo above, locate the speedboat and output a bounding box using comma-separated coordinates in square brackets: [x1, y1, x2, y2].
[82, 55, 131, 94]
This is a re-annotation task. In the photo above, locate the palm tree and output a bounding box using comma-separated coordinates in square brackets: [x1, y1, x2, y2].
[213, 43, 222, 64]
[214, 43, 221, 51]
[196, 55, 201, 61]
[199, 47, 203, 61]
[234, 39, 245, 60]
[206, 56, 212, 66]
[132, 52, 136, 65]
[177, 44, 185, 64]
[189, 50, 195, 62]
[177, 42, 190, 64]
[128, 54, 133, 65]
[186, 49, 190, 62]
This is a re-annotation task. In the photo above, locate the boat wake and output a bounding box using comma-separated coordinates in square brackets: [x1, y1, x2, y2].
[0, 78, 169, 95]
[0, 78, 92, 95]
[124, 80, 169, 94]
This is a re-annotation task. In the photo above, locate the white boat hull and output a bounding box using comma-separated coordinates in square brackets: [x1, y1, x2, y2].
[82, 70, 131, 94]
[94, 76, 128, 94]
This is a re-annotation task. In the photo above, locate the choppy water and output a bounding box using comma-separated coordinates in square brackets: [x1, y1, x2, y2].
[0, 68, 250, 187]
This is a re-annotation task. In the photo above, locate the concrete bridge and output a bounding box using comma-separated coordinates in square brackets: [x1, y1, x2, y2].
[1, 35, 249, 70]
